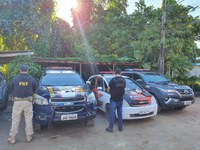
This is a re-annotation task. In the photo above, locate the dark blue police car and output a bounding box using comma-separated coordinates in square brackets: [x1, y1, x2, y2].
[33, 67, 97, 130]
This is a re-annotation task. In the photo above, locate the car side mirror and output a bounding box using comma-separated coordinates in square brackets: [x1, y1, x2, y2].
[86, 81, 91, 85]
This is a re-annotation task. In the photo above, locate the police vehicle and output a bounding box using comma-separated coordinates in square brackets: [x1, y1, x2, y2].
[33, 67, 97, 130]
[88, 73, 158, 120]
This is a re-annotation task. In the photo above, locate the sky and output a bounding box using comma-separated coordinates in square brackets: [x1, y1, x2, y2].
[55, 0, 200, 24]
[127, 0, 200, 17]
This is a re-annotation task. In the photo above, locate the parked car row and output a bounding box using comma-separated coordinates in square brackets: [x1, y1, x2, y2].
[0, 67, 195, 131]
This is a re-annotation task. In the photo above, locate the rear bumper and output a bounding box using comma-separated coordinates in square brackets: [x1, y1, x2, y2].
[121, 103, 158, 120]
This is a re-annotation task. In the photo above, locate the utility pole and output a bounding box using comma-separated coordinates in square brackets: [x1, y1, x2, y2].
[159, 0, 166, 75]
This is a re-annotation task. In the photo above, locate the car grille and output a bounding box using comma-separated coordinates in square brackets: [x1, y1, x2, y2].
[176, 89, 193, 95]
[130, 112, 154, 117]
[129, 100, 150, 106]
[54, 106, 85, 113]
[176, 89, 194, 101]
[51, 97, 85, 102]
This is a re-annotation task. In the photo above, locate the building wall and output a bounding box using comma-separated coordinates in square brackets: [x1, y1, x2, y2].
[188, 65, 200, 77]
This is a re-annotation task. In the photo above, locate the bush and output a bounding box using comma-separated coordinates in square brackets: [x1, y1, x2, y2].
[171, 76, 200, 92]
[8, 56, 44, 81]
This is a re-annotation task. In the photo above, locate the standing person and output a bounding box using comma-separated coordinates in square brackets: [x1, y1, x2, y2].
[8, 64, 37, 144]
[106, 68, 126, 133]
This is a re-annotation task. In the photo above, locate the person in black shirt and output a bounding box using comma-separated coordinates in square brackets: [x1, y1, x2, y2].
[106, 68, 126, 133]
[8, 64, 37, 144]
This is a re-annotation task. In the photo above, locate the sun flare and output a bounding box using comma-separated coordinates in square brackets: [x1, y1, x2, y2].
[55, 0, 77, 25]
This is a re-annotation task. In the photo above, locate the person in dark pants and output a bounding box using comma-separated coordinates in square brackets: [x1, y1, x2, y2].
[106, 68, 126, 133]
[8, 64, 37, 144]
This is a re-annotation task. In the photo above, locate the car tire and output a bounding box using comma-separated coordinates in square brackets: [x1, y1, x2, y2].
[105, 104, 110, 122]
[153, 95, 161, 113]
[33, 123, 42, 132]
[84, 119, 95, 126]
[157, 102, 161, 113]
[176, 106, 186, 110]
[0, 92, 8, 111]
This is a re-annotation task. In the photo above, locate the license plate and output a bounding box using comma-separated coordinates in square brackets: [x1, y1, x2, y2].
[184, 101, 192, 106]
[61, 114, 77, 121]
[139, 110, 150, 115]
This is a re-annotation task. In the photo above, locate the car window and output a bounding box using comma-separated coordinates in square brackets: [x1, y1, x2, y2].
[132, 74, 142, 81]
[122, 73, 133, 79]
[97, 77, 103, 88]
[103, 80, 108, 90]
[90, 77, 97, 88]
[125, 78, 142, 90]
[41, 73, 84, 86]
[142, 74, 170, 83]
[105, 77, 112, 84]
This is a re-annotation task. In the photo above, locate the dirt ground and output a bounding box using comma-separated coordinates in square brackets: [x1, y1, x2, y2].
[0, 97, 199, 150]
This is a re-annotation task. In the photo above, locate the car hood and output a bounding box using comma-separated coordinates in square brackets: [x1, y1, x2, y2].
[148, 82, 191, 90]
[126, 90, 151, 100]
[38, 86, 86, 98]
[124, 89, 152, 105]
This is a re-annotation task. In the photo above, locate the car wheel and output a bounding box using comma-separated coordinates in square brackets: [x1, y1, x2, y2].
[157, 102, 161, 113]
[176, 106, 186, 110]
[105, 104, 110, 121]
[84, 119, 95, 126]
[33, 123, 42, 132]
[153, 95, 161, 113]
[0, 93, 8, 111]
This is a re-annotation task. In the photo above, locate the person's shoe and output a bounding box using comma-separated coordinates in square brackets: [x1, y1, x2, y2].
[8, 137, 16, 144]
[118, 128, 123, 132]
[106, 127, 113, 133]
[26, 135, 33, 143]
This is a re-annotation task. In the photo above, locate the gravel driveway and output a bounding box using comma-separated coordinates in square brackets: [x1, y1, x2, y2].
[0, 97, 199, 150]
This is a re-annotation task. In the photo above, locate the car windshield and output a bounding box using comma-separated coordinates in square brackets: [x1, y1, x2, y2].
[106, 77, 142, 91]
[125, 78, 142, 90]
[41, 73, 85, 86]
[142, 74, 170, 83]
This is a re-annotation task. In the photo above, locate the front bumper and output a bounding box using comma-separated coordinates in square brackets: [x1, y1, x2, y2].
[120, 103, 158, 120]
[33, 103, 97, 125]
[158, 95, 195, 108]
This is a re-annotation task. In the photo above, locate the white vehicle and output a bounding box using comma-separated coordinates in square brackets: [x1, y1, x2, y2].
[88, 74, 158, 120]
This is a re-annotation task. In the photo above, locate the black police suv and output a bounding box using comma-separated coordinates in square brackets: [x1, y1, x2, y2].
[122, 70, 195, 111]
[0, 73, 8, 111]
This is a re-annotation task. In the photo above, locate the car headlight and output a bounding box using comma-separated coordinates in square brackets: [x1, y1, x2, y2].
[34, 94, 48, 105]
[87, 93, 96, 104]
[158, 88, 176, 93]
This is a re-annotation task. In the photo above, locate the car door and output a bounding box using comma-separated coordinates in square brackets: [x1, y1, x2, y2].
[90, 76, 110, 112]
